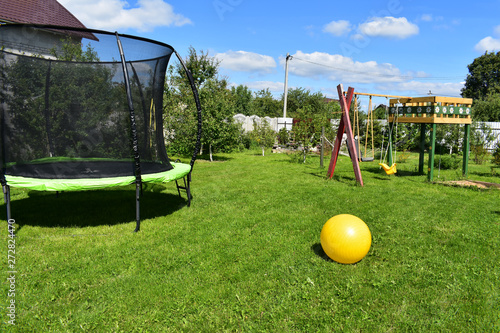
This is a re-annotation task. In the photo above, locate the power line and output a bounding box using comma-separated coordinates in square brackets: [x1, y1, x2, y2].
[292, 56, 465, 81]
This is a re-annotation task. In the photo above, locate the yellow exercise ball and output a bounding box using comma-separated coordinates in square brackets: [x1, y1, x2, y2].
[320, 214, 371, 264]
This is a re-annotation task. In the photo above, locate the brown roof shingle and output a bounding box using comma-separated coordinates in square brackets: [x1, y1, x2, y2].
[0, 0, 87, 28]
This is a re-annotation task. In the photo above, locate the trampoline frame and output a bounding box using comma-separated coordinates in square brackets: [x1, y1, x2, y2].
[0, 24, 203, 232]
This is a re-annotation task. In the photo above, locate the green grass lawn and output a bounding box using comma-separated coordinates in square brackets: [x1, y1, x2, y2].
[1, 150, 499, 332]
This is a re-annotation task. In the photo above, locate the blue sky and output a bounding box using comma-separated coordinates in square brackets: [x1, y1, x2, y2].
[59, 0, 500, 104]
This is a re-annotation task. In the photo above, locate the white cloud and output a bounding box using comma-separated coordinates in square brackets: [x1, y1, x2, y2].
[494, 25, 500, 37]
[244, 81, 284, 93]
[420, 14, 445, 23]
[474, 36, 500, 52]
[351, 33, 366, 41]
[378, 81, 465, 97]
[216, 51, 277, 74]
[421, 14, 433, 22]
[358, 16, 419, 39]
[282, 51, 407, 84]
[58, 0, 191, 31]
[323, 20, 352, 36]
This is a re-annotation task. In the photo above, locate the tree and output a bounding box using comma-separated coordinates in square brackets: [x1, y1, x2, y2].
[492, 141, 500, 166]
[293, 106, 316, 163]
[2, 38, 122, 161]
[470, 93, 500, 121]
[163, 65, 199, 156]
[176, 46, 220, 90]
[470, 121, 496, 164]
[373, 104, 388, 119]
[164, 47, 239, 161]
[250, 119, 276, 156]
[231, 84, 253, 115]
[199, 78, 239, 161]
[50, 37, 99, 62]
[462, 51, 500, 101]
[435, 124, 462, 154]
[252, 88, 281, 117]
[292, 103, 335, 163]
[284, 87, 325, 118]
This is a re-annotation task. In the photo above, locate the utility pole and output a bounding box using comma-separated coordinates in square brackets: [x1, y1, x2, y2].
[283, 53, 292, 118]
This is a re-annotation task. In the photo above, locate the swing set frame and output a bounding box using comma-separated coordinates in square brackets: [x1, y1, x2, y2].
[353, 92, 411, 163]
[327, 85, 472, 184]
[327, 86, 412, 185]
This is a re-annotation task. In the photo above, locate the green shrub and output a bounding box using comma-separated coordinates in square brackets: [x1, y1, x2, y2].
[397, 150, 411, 163]
[277, 127, 289, 144]
[236, 129, 252, 151]
[435, 154, 460, 170]
[250, 120, 276, 156]
[471, 144, 490, 165]
[492, 141, 500, 165]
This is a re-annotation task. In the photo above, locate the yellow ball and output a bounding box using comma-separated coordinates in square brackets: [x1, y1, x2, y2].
[320, 214, 371, 264]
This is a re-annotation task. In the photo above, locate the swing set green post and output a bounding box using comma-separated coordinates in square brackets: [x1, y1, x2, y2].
[387, 121, 394, 166]
[463, 123, 471, 176]
[428, 123, 437, 181]
[418, 123, 426, 174]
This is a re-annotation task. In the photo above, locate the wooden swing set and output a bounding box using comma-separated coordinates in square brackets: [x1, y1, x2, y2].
[327, 84, 472, 185]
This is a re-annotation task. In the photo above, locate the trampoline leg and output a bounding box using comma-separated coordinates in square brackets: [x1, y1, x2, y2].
[3, 185, 11, 221]
[175, 179, 182, 198]
[186, 174, 192, 207]
[134, 182, 140, 232]
[175, 175, 192, 207]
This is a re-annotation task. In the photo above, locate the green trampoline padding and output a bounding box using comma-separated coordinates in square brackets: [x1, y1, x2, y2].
[4, 162, 191, 192]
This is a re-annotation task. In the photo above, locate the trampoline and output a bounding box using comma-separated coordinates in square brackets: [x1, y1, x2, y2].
[0, 24, 202, 231]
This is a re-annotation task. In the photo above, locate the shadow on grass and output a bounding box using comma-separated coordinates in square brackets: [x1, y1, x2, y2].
[307, 167, 389, 184]
[195, 154, 233, 162]
[311, 243, 334, 262]
[306, 169, 329, 179]
[1, 187, 188, 231]
[469, 170, 499, 178]
[363, 166, 421, 177]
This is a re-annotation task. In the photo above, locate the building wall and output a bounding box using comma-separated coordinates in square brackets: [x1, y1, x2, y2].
[1, 26, 66, 58]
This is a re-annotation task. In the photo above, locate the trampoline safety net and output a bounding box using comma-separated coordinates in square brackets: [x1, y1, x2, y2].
[0, 24, 175, 180]
[0, 24, 202, 232]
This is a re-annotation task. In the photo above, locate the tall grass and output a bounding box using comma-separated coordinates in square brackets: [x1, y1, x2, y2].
[1, 151, 499, 332]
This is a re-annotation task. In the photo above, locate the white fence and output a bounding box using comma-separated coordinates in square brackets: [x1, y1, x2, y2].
[479, 122, 500, 150]
[233, 115, 500, 150]
[233, 114, 293, 132]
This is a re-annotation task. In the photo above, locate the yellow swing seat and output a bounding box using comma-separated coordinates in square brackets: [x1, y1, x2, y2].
[379, 163, 397, 175]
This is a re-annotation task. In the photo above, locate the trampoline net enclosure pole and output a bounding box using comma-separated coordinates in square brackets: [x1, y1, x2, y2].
[115, 32, 142, 232]
[2, 185, 10, 221]
[174, 50, 202, 170]
[172, 50, 203, 202]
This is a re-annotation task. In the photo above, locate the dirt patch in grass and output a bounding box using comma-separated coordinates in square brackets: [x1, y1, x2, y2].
[440, 180, 500, 189]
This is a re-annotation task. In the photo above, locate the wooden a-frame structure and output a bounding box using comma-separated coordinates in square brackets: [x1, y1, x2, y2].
[327, 84, 363, 186]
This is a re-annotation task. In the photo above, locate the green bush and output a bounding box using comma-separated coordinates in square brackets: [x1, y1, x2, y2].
[492, 141, 500, 165]
[277, 127, 289, 145]
[471, 144, 490, 165]
[435, 154, 460, 170]
[236, 129, 252, 151]
[250, 120, 276, 156]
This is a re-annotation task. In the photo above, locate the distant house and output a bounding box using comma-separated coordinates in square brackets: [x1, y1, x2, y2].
[324, 97, 339, 104]
[0, 0, 94, 57]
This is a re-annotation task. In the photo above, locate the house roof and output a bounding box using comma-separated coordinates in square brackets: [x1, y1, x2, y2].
[0, 0, 87, 28]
